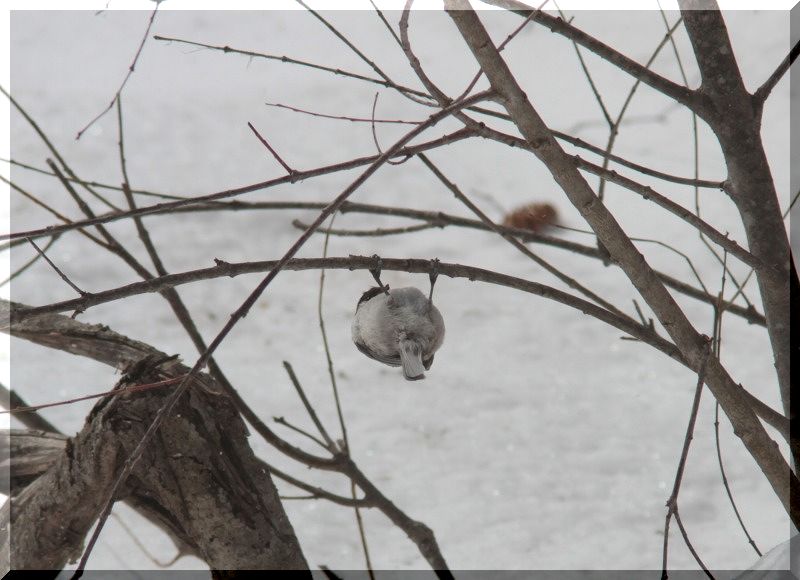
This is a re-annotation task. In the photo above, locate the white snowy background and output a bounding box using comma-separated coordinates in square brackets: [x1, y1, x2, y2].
[2, 3, 794, 574]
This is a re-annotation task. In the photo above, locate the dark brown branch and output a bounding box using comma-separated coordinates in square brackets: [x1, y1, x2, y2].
[27, 238, 86, 297]
[247, 121, 296, 175]
[1, 85, 120, 212]
[262, 94, 724, 190]
[4, 257, 685, 366]
[673, 511, 714, 578]
[444, 1, 798, 525]
[417, 152, 628, 317]
[47, 160, 156, 284]
[189, 200, 763, 326]
[293, 218, 439, 237]
[153, 33, 435, 103]
[752, 39, 799, 113]
[1, 234, 58, 287]
[0, 384, 197, 560]
[1, 128, 474, 243]
[267, 101, 420, 125]
[471, 126, 762, 270]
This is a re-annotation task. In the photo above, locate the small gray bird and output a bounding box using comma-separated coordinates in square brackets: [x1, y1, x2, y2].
[351, 261, 445, 381]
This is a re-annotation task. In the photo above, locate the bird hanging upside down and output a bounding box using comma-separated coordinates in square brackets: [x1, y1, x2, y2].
[351, 259, 445, 381]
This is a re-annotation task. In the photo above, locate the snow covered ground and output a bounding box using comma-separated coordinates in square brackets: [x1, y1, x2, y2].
[3, 5, 794, 573]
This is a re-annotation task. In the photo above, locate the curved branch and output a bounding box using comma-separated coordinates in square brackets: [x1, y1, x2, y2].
[4, 257, 684, 364]
[471, 125, 762, 270]
[0, 128, 474, 244]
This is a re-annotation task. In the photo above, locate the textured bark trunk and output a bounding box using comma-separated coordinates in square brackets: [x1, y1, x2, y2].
[0, 302, 309, 573]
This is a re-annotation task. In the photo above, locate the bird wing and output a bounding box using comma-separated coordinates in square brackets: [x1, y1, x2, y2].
[354, 340, 401, 367]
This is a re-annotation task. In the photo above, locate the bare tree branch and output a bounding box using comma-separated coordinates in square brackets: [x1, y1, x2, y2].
[443, 0, 798, 526]
[752, 39, 799, 113]
[476, 0, 703, 112]
[1, 128, 474, 244]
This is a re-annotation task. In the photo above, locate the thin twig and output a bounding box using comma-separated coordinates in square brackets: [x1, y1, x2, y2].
[293, 218, 439, 237]
[150, 34, 722, 190]
[589, 13, 683, 203]
[267, 101, 420, 125]
[673, 511, 715, 579]
[257, 458, 365, 508]
[26, 238, 86, 297]
[1, 234, 60, 287]
[281, 362, 336, 451]
[154, 33, 435, 104]
[752, 39, 800, 110]
[711, 252, 762, 557]
[294, 0, 393, 85]
[474, 124, 762, 270]
[247, 121, 296, 175]
[315, 215, 375, 576]
[661, 343, 713, 579]
[554, 1, 613, 129]
[264, 94, 724, 190]
[273, 415, 330, 451]
[370, 93, 411, 166]
[1, 375, 186, 416]
[75, 5, 160, 140]
[1, 85, 121, 211]
[1, 157, 185, 200]
[0, 381, 59, 433]
[47, 160, 156, 283]
[369, 0, 404, 49]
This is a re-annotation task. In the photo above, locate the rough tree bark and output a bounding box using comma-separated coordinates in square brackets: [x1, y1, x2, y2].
[0, 301, 309, 573]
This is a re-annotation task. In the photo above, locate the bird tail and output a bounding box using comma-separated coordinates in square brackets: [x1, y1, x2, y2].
[398, 338, 426, 381]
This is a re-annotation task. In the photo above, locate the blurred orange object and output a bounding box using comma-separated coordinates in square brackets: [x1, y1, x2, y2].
[502, 202, 558, 232]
